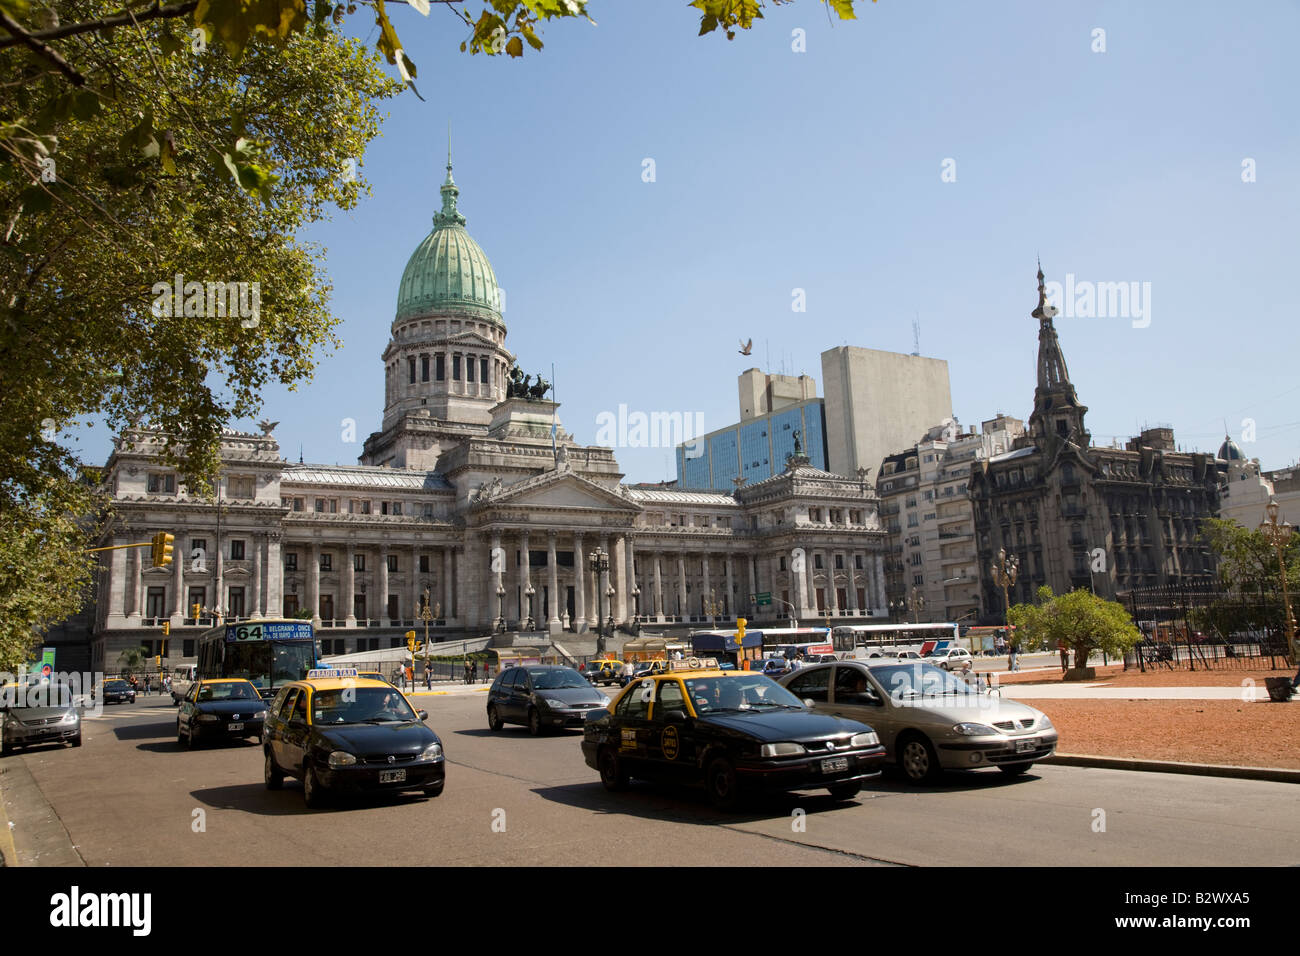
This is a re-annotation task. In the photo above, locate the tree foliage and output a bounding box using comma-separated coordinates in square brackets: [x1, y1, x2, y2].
[1200, 517, 1300, 595]
[1009, 586, 1142, 669]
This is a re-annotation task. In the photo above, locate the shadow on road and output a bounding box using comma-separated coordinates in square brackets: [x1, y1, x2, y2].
[453, 727, 584, 739]
[189, 783, 437, 816]
[111, 720, 177, 741]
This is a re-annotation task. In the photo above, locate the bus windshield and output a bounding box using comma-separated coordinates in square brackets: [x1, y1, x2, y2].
[198, 620, 318, 696]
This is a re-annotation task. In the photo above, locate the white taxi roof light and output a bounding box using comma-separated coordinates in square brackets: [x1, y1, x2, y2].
[306, 668, 359, 679]
[668, 657, 719, 672]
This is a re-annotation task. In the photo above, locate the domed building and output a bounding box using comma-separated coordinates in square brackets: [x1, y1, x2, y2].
[81, 159, 890, 674]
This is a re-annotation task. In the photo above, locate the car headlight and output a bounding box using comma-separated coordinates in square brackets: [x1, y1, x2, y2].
[850, 731, 880, 748]
[62, 712, 78, 724]
[197, 714, 220, 723]
[597, 696, 610, 706]
[422, 742, 443, 760]
[328, 751, 357, 768]
[1038, 714, 1054, 730]
[953, 722, 999, 736]
[760, 742, 807, 758]
[541, 697, 565, 707]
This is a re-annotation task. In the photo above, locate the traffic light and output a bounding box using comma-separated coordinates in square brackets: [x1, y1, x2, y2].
[150, 531, 175, 568]
[162, 621, 170, 636]
[191, 603, 201, 620]
[406, 630, 417, 653]
[736, 617, 746, 641]
[155, 655, 161, 669]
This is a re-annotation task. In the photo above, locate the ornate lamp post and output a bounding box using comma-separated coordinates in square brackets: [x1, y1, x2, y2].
[495, 583, 506, 633]
[605, 584, 616, 638]
[589, 548, 610, 652]
[632, 585, 641, 623]
[703, 589, 723, 630]
[1259, 498, 1298, 660]
[991, 547, 1019, 640]
[524, 583, 536, 632]
[419, 588, 439, 671]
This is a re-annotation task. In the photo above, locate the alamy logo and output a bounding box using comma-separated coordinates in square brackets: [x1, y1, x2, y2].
[49, 886, 151, 936]
[150, 274, 261, 328]
[1043, 273, 1151, 328]
[594, 404, 706, 457]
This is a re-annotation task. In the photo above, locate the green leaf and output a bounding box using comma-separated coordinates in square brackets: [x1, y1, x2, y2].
[826, 0, 857, 19]
[72, 90, 101, 121]
[158, 29, 184, 56]
[19, 182, 53, 215]
[0, 0, 30, 18]
[505, 36, 523, 57]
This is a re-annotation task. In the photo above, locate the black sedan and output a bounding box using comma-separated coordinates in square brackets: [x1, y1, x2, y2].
[583, 666, 887, 809]
[487, 665, 611, 735]
[176, 679, 269, 748]
[101, 680, 137, 705]
[263, 675, 444, 807]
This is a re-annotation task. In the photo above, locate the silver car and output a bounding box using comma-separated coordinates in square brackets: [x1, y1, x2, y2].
[779, 659, 1057, 784]
[1, 681, 84, 755]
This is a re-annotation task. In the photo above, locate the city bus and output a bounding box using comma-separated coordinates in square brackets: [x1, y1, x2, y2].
[831, 622, 961, 657]
[195, 619, 319, 700]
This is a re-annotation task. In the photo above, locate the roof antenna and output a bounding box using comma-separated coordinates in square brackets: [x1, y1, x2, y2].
[912, 314, 921, 356]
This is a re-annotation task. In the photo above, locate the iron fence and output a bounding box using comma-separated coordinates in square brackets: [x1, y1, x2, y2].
[1125, 582, 1294, 672]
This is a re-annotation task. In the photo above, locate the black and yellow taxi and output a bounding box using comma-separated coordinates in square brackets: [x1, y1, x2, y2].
[176, 678, 269, 748]
[262, 669, 445, 807]
[582, 659, 887, 810]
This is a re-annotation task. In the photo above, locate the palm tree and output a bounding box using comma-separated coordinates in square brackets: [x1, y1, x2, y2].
[116, 646, 150, 679]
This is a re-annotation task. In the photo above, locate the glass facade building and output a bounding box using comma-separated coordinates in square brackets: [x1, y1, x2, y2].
[676, 400, 828, 489]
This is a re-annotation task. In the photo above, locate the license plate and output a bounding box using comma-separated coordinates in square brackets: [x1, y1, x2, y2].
[821, 757, 849, 773]
[379, 769, 407, 783]
[228, 722, 244, 731]
[1015, 738, 1037, 753]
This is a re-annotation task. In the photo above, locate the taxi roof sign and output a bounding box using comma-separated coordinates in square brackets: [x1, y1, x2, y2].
[668, 657, 719, 672]
[306, 668, 358, 679]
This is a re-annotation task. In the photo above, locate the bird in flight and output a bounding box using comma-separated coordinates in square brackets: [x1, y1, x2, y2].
[738, 338, 753, 356]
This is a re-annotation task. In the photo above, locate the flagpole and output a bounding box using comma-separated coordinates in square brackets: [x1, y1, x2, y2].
[551, 362, 557, 464]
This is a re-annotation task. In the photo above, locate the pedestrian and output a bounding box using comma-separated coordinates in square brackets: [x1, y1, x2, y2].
[1007, 644, 1018, 673]
[463, 659, 471, 685]
[424, 665, 432, 690]
[470, 659, 478, 683]
[1059, 643, 1069, 675]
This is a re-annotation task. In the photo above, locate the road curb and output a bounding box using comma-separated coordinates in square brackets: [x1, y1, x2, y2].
[0, 769, 17, 867]
[1044, 752, 1300, 784]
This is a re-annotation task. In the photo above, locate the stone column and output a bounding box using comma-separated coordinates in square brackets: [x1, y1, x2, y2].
[749, 554, 760, 616]
[676, 552, 687, 620]
[171, 539, 185, 623]
[126, 546, 140, 620]
[874, 554, 887, 614]
[267, 533, 282, 618]
[573, 532, 586, 633]
[793, 547, 810, 619]
[724, 556, 735, 620]
[521, 532, 532, 627]
[701, 554, 712, 619]
[547, 531, 561, 633]
[344, 542, 357, 627]
[411, 545, 421, 623]
[828, 551, 840, 616]
[653, 552, 665, 623]
[310, 541, 321, 625]
[252, 535, 263, 619]
[599, 535, 612, 630]
[625, 537, 638, 620]
[613, 534, 628, 624]
[378, 545, 390, 624]
[443, 547, 454, 622]
[490, 531, 503, 627]
[846, 551, 858, 614]
[806, 547, 818, 616]
[106, 536, 128, 626]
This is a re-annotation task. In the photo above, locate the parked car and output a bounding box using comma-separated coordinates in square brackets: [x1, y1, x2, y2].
[930, 648, 974, 672]
[488, 665, 611, 735]
[618, 660, 668, 687]
[1, 681, 82, 755]
[779, 660, 1057, 784]
[582, 660, 625, 686]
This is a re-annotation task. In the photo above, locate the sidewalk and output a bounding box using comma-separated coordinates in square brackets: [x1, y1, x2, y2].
[1000, 684, 1289, 701]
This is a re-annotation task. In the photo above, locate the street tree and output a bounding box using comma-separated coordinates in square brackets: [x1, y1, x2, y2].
[116, 644, 150, 677]
[1009, 586, 1142, 670]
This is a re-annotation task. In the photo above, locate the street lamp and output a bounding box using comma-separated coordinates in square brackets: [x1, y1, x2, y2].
[703, 588, 724, 630]
[1259, 498, 1297, 660]
[419, 588, 438, 671]
[589, 548, 610, 652]
[495, 583, 506, 633]
[774, 597, 798, 628]
[890, 588, 925, 623]
[991, 547, 1019, 639]
[524, 583, 536, 631]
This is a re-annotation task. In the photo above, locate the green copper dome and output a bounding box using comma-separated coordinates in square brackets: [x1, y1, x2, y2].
[395, 161, 502, 322]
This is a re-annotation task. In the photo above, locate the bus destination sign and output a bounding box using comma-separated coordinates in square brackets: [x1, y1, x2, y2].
[225, 622, 315, 643]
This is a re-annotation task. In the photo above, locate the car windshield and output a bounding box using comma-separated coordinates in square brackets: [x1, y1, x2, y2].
[312, 687, 417, 724]
[197, 682, 261, 702]
[530, 668, 588, 690]
[685, 675, 804, 714]
[14, 682, 77, 708]
[105, 681, 130, 690]
[870, 663, 984, 699]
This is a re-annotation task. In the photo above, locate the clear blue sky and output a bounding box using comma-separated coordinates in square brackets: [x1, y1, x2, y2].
[74, 0, 1300, 482]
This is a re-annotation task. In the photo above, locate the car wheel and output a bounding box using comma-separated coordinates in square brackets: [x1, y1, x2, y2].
[998, 762, 1032, 776]
[487, 704, 503, 732]
[0, 740, 11, 758]
[898, 733, 942, 785]
[705, 757, 742, 810]
[598, 747, 629, 791]
[264, 748, 284, 790]
[827, 781, 861, 800]
[70, 734, 82, 748]
[527, 707, 543, 737]
[184, 724, 198, 750]
[303, 762, 326, 808]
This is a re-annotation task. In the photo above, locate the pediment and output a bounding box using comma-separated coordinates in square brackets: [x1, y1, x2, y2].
[477, 469, 640, 513]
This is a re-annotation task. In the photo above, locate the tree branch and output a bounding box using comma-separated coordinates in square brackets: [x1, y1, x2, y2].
[0, 10, 87, 85]
[0, 1, 199, 51]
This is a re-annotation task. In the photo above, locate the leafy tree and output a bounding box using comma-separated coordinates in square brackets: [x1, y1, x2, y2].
[116, 644, 150, 676]
[1009, 586, 1142, 669]
[1200, 517, 1300, 596]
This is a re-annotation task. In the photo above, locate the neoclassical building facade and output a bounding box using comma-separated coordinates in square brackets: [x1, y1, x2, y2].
[87, 162, 889, 671]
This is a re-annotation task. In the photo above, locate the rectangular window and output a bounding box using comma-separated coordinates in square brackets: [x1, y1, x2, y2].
[228, 476, 255, 498]
[814, 554, 823, 569]
[855, 555, 863, 570]
[387, 595, 399, 620]
[293, 498, 304, 512]
[423, 504, 433, 518]
[421, 354, 430, 382]
[408, 357, 416, 384]
[480, 357, 489, 384]
[467, 357, 476, 382]
[320, 553, 333, 571]
[284, 552, 298, 571]
[387, 555, 398, 573]
[419, 555, 430, 573]
[315, 498, 326, 512]
[361, 500, 371, 515]
[453, 355, 461, 380]
[187, 587, 205, 617]
[392, 502, 403, 516]
[147, 473, 176, 494]
[229, 539, 245, 560]
[182, 639, 196, 657]
[320, 594, 334, 621]
[912, 574, 924, 586]
[354, 595, 366, 621]
[228, 587, 245, 618]
[146, 587, 166, 619]
[354, 553, 366, 572]
[381, 502, 389, 515]
[834, 554, 843, 569]
[283, 594, 299, 617]
[435, 354, 445, 381]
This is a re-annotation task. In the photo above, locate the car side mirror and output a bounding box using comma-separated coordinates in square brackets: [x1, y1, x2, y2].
[802, 698, 815, 708]
[662, 709, 687, 723]
[418, 710, 429, 721]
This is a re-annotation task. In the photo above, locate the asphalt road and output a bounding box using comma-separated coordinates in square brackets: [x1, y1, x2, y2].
[4, 693, 1297, 867]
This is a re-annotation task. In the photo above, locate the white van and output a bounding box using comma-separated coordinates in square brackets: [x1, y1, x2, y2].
[171, 664, 198, 704]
